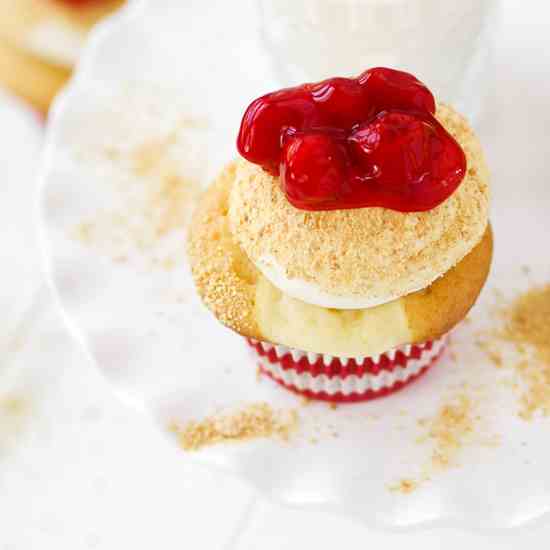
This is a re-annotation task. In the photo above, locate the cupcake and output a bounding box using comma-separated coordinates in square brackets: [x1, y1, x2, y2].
[0, 0, 124, 114]
[189, 67, 492, 403]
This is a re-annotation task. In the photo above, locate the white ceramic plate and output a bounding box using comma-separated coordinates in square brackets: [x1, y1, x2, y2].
[39, 0, 550, 532]
[0, 91, 43, 362]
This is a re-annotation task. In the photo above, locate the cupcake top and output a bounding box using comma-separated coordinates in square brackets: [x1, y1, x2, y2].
[229, 69, 489, 309]
[189, 67, 492, 356]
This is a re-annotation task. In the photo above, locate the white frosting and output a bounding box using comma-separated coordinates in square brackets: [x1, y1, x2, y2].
[256, 254, 427, 310]
[24, 21, 85, 68]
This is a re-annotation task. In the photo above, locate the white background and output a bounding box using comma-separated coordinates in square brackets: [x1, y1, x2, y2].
[1, 1, 550, 548]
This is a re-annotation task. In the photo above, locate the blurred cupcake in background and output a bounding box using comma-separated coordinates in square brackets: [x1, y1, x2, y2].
[0, 0, 125, 115]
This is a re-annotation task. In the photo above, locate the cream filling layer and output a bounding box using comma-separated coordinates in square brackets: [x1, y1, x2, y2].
[254, 275, 412, 358]
[256, 254, 430, 310]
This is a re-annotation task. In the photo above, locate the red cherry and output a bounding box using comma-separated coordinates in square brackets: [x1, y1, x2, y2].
[281, 131, 349, 209]
[306, 77, 372, 129]
[358, 67, 435, 115]
[56, 0, 98, 6]
[237, 87, 322, 175]
[237, 67, 464, 213]
[348, 111, 466, 211]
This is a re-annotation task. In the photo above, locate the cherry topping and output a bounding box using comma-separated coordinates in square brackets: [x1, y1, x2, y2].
[237, 67, 466, 212]
[357, 67, 436, 115]
[347, 111, 466, 211]
[281, 131, 349, 206]
[55, 0, 102, 7]
[306, 77, 371, 129]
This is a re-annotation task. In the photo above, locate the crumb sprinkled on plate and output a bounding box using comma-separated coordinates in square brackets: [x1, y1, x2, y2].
[390, 391, 499, 494]
[170, 402, 298, 451]
[389, 478, 418, 494]
[74, 124, 200, 267]
[479, 283, 550, 420]
[0, 393, 31, 454]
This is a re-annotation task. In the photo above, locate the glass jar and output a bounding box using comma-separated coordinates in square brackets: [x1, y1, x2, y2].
[259, 0, 498, 123]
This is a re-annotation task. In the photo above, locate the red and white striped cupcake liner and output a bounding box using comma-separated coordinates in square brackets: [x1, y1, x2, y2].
[248, 335, 448, 403]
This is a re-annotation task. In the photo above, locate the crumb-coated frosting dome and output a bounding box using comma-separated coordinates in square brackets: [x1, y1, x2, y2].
[228, 104, 490, 309]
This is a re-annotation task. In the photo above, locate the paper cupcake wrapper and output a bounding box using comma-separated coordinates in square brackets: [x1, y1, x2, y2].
[247, 335, 448, 403]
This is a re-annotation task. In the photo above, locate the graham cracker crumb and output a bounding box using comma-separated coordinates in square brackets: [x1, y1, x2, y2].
[423, 394, 474, 470]
[389, 478, 418, 494]
[1, 395, 27, 417]
[0, 394, 31, 454]
[479, 284, 550, 420]
[502, 284, 550, 364]
[476, 340, 503, 368]
[73, 125, 200, 268]
[391, 391, 498, 494]
[170, 402, 299, 451]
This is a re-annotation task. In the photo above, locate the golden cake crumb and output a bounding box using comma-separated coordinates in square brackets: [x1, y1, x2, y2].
[170, 402, 299, 451]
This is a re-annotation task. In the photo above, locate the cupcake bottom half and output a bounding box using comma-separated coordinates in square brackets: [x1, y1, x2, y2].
[248, 335, 448, 403]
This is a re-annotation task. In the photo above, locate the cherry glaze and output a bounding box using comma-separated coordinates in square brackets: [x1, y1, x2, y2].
[237, 68, 466, 212]
[56, 0, 100, 6]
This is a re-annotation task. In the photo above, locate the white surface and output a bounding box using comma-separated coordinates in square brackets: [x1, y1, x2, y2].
[39, 0, 550, 532]
[1, 0, 550, 547]
[0, 88, 258, 549]
[0, 302, 255, 549]
[0, 93, 43, 365]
